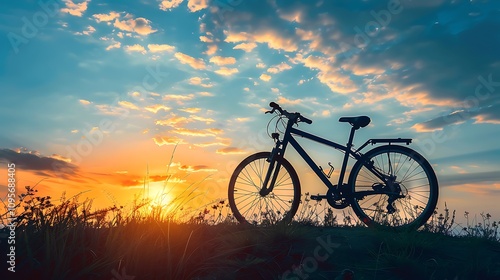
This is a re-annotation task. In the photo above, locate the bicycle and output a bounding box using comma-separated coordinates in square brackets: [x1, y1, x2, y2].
[228, 102, 439, 229]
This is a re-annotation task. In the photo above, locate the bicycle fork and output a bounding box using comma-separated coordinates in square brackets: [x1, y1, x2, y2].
[260, 141, 284, 196]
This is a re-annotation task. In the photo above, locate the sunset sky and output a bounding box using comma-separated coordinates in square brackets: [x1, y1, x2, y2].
[1, 0, 499, 223]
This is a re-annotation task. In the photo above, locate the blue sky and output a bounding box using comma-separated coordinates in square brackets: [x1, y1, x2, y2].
[0, 0, 499, 222]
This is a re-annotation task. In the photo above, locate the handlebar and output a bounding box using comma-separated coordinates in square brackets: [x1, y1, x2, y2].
[266, 102, 313, 124]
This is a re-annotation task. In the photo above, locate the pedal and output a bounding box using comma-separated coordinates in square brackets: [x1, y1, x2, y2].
[310, 194, 327, 201]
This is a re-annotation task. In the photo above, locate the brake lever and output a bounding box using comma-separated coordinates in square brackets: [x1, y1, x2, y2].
[265, 108, 276, 114]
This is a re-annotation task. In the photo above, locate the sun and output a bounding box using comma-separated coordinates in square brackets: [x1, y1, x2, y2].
[146, 182, 174, 209]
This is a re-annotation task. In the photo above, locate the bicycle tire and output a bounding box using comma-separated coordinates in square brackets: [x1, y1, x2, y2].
[228, 152, 301, 225]
[349, 145, 438, 230]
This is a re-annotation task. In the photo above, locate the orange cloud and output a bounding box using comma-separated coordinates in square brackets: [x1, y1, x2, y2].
[225, 30, 297, 52]
[118, 101, 139, 110]
[174, 52, 206, 69]
[198, 91, 214, 97]
[204, 44, 218, 56]
[210, 56, 236, 65]
[178, 165, 217, 172]
[163, 94, 195, 101]
[79, 99, 91, 105]
[93, 11, 120, 22]
[215, 67, 239, 76]
[145, 104, 170, 113]
[233, 42, 257, 52]
[106, 42, 121, 51]
[267, 62, 292, 74]
[216, 147, 247, 155]
[61, 0, 89, 17]
[194, 141, 229, 147]
[411, 123, 442, 133]
[189, 77, 213, 88]
[172, 128, 222, 137]
[473, 115, 500, 125]
[259, 74, 271, 81]
[159, 0, 184, 10]
[124, 44, 147, 54]
[187, 0, 208, 12]
[155, 115, 189, 126]
[153, 136, 186, 146]
[179, 107, 201, 113]
[294, 54, 358, 94]
[148, 44, 175, 53]
[199, 36, 213, 43]
[190, 115, 215, 124]
[114, 17, 156, 36]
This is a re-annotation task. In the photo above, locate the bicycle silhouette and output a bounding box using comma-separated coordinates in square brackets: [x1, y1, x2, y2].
[228, 102, 438, 229]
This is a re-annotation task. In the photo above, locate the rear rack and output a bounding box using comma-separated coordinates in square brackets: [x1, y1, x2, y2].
[356, 138, 412, 153]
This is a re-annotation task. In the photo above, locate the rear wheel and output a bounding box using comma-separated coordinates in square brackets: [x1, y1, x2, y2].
[228, 152, 301, 225]
[349, 145, 438, 229]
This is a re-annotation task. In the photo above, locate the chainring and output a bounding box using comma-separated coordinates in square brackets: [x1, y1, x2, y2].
[326, 185, 350, 209]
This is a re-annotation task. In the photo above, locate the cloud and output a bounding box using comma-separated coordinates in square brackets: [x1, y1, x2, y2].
[199, 36, 213, 43]
[155, 115, 189, 126]
[214, 67, 239, 76]
[235, 117, 250, 122]
[0, 148, 78, 179]
[216, 147, 247, 155]
[159, 0, 184, 10]
[178, 164, 217, 172]
[148, 44, 175, 53]
[153, 136, 186, 146]
[93, 11, 120, 22]
[145, 104, 171, 113]
[201, 0, 500, 108]
[74, 25, 95, 36]
[106, 42, 121, 50]
[209, 56, 236, 65]
[233, 42, 257, 52]
[79, 99, 91, 105]
[190, 115, 215, 124]
[179, 107, 201, 113]
[412, 105, 500, 132]
[174, 52, 207, 69]
[189, 77, 213, 87]
[61, 0, 89, 17]
[224, 29, 298, 52]
[198, 91, 214, 97]
[204, 44, 218, 56]
[172, 128, 222, 137]
[124, 44, 147, 54]
[259, 74, 271, 81]
[114, 17, 156, 35]
[187, 0, 209, 12]
[163, 94, 195, 101]
[194, 141, 229, 147]
[293, 54, 357, 94]
[95, 104, 129, 116]
[439, 171, 500, 188]
[267, 62, 292, 74]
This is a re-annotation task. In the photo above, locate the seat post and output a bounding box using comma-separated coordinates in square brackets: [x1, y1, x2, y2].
[347, 126, 357, 148]
[337, 126, 357, 187]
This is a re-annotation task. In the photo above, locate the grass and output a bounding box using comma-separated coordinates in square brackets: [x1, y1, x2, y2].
[1, 185, 499, 280]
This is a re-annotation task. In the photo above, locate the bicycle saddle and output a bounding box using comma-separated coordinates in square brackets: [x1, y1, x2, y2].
[339, 116, 371, 129]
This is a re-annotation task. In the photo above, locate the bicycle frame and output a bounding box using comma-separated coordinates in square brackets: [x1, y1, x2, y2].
[260, 117, 411, 196]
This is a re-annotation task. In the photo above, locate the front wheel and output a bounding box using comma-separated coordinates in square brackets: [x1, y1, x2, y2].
[349, 145, 438, 230]
[228, 152, 301, 225]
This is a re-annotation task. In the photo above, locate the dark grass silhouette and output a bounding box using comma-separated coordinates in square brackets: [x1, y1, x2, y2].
[1, 186, 499, 280]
